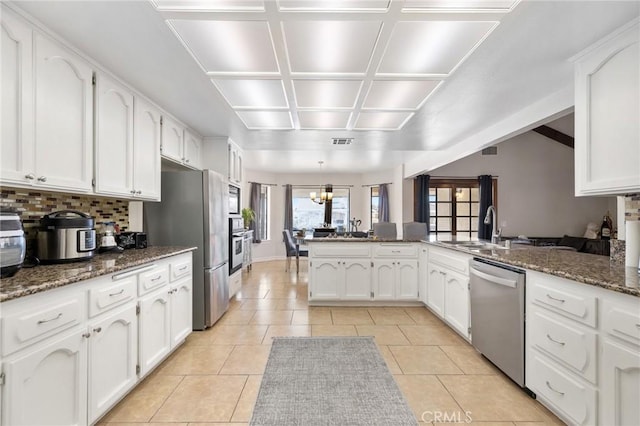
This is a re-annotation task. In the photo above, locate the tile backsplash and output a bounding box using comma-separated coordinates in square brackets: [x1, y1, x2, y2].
[626, 194, 640, 221]
[0, 187, 129, 252]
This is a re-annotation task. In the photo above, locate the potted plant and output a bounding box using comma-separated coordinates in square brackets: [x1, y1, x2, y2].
[241, 208, 255, 229]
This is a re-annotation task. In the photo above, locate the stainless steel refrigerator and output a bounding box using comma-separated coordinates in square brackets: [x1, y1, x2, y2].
[143, 170, 229, 330]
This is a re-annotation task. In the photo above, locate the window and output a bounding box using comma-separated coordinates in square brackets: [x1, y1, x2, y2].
[428, 179, 496, 240]
[258, 185, 270, 240]
[371, 186, 380, 225]
[292, 187, 350, 231]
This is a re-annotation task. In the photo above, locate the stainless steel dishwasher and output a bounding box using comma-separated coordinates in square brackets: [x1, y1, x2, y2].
[470, 258, 526, 387]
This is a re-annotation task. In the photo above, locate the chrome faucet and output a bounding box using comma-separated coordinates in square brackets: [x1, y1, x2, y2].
[484, 205, 501, 244]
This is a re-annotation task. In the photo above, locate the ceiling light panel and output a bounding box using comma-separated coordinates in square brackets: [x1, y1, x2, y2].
[294, 80, 363, 108]
[402, 0, 517, 11]
[354, 112, 414, 130]
[278, 0, 390, 11]
[212, 79, 288, 108]
[152, 0, 265, 11]
[377, 21, 498, 75]
[236, 111, 293, 129]
[363, 80, 441, 109]
[168, 20, 278, 74]
[298, 111, 352, 129]
[283, 21, 382, 74]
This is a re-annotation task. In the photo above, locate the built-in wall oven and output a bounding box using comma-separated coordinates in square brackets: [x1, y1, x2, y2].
[229, 185, 240, 216]
[229, 217, 244, 274]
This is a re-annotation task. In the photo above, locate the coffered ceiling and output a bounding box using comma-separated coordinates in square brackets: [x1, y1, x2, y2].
[152, 0, 515, 130]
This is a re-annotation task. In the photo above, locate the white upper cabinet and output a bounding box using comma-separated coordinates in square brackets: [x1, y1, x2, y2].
[133, 97, 161, 200]
[1, 9, 34, 186]
[574, 20, 640, 196]
[228, 140, 243, 184]
[94, 73, 134, 197]
[33, 33, 93, 192]
[161, 115, 184, 163]
[183, 128, 202, 170]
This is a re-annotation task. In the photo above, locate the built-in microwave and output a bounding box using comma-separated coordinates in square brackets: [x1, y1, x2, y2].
[229, 184, 240, 215]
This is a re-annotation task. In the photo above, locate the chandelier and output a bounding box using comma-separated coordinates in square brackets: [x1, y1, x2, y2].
[310, 161, 333, 205]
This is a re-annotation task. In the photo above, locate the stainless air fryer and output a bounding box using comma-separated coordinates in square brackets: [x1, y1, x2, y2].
[37, 210, 96, 263]
[0, 209, 26, 278]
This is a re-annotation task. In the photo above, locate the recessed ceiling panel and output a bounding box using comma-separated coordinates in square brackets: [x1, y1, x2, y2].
[152, 0, 265, 11]
[298, 111, 352, 129]
[294, 80, 363, 108]
[278, 0, 390, 11]
[377, 21, 498, 75]
[236, 111, 293, 129]
[212, 79, 288, 108]
[168, 20, 278, 74]
[283, 21, 382, 74]
[363, 80, 441, 109]
[402, 0, 517, 11]
[354, 112, 414, 130]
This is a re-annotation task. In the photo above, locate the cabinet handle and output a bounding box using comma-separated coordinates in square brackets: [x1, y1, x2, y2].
[546, 334, 566, 346]
[546, 294, 565, 303]
[37, 313, 63, 324]
[37, 176, 47, 182]
[545, 381, 565, 396]
[151, 275, 162, 282]
[392, 250, 401, 253]
[93, 327, 102, 333]
[136, 190, 142, 195]
[130, 190, 136, 194]
[25, 173, 35, 180]
[82, 332, 91, 339]
[178, 266, 188, 271]
[109, 289, 124, 297]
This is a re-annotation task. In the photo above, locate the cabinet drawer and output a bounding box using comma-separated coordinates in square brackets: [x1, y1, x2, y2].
[2, 294, 83, 356]
[530, 309, 597, 384]
[88, 277, 137, 318]
[311, 244, 370, 257]
[530, 278, 597, 327]
[427, 247, 470, 275]
[138, 264, 169, 296]
[170, 257, 192, 282]
[602, 298, 640, 346]
[373, 244, 417, 258]
[529, 353, 597, 425]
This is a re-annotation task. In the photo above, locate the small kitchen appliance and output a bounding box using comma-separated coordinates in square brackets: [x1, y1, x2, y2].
[116, 231, 147, 249]
[37, 210, 96, 263]
[0, 209, 26, 278]
[98, 221, 123, 253]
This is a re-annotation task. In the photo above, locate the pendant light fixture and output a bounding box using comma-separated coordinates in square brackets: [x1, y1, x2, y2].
[310, 161, 333, 205]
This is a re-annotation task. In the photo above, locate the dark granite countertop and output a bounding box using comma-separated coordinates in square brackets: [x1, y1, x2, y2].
[305, 237, 424, 243]
[424, 238, 639, 297]
[0, 246, 197, 303]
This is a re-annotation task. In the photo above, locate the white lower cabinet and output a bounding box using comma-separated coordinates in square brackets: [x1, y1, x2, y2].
[372, 260, 418, 300]
[138, 288, 171, 377]
[443, 270, 470, 338]
[601, 339, 640, 426]
[426, 263, 445, 317]
[309, 258, 371, 301]
[343, 260, 372, 300]
[169, 277, 193, 348]
[88, 304, 137, 424]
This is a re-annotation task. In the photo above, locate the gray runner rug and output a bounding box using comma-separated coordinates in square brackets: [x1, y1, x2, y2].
[250, 336, 418, 426]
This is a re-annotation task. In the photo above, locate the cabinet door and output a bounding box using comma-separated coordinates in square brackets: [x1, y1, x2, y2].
[237, 151, 242, 183]
[138, 290, 171, 376]
[34, 33, 93, 192]
[1, 10, 34, 186]
[575, 23, 640, 195]
[183, 129, 202, 170]
[444, 270, 470, 337]
[161, 116, 184, 163]
[94, 74, 134, 197]
[372, 260, 395, 300]
[88, 304, 137, 424]
[170, 278, 193, 348]
[3, 330, 87, 426]
[310, 259, 341, 300]
[601, 339, 640, 426]
[133, 97, 161, 200]
[342, 260, 371, 300]
[418, 246, 428, 304]
[396, 260, 419, 300]
[426, 263, 445, 318]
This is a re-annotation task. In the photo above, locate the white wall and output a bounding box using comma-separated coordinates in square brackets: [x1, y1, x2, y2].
[428, 131, 616, 237]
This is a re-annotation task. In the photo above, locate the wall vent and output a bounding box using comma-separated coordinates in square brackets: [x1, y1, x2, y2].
[482, 146, 498, 155]
[331, 138, 353, 145]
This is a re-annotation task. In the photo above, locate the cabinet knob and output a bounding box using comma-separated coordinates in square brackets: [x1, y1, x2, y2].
[82, 332, 91, 339]
[185, 159, 190, 163]
[136, 190, 142, 195]
[93, 327, 102, 333]
[131, 190, 136, 194]
[37, 176, 47, 182]
[25, 173, 35, 180]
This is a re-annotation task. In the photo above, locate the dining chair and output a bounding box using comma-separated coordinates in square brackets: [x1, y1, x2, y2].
[372, 222, 397, 240]
[403, 222, 428, 241]
[283, 229, 308, 272]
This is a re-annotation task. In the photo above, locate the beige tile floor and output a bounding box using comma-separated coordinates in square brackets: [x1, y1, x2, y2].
[99, 260, 565, 425]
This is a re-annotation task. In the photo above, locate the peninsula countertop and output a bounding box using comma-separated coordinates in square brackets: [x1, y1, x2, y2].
[0, 246, 197, 303]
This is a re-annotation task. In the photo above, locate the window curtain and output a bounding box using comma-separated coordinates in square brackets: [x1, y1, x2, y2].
[249, 182, 262, 243]
[284, 184, 293, 238]
[379, 183, 390, 222]
[323, 184, 333, 226]
[478, 175, 493, 240]
[414, 175, 430, 232]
